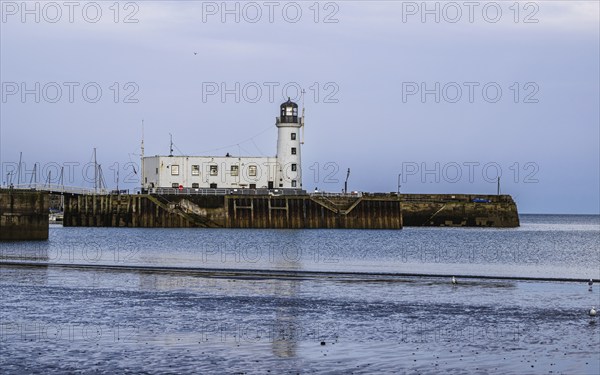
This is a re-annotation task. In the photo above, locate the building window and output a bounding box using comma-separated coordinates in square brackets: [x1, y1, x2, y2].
[171, 165, 179, 176]
[291, 133, 296, 140]
[191, 165, 200, 176]
[231, 165, 239, 176]
[291, 147, 297, 155]
[210, 183, 217, 188]
[248, 165, 257, 177]
[291, 164, 297, 171]
[279, 183, 283, 187]
[192, 183, 199, 188]
[171, 183, 179, 188]
[291, 180, 297, 187]
[155, 168, 158, 174]
[210, 165, 218, 176]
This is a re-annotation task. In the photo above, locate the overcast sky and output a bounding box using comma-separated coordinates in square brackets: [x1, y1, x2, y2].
[1, 1, 598, 214]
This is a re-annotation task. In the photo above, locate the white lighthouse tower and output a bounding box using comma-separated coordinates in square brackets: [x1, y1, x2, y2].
[276, 98, 303, 189]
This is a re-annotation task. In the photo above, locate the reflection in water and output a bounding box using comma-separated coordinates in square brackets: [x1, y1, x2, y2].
[0, 242, 51, 286]
[271, 272, 299, 358]
[0, 241, 52, 262]
[0, 239, 110, 265]
[133, 242, 304, 359]
[135, 262, 301, 359]
[0, 263, 49, 286]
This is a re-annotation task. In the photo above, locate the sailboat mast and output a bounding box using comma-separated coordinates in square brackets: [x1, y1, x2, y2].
[93, 147, 97, 193]
[141, 120, 145, 190]
[17, 151, 22, 185]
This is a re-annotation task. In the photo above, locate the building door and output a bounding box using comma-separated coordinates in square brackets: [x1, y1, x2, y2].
[210, 183, 217, 189]
[268, 181, 273, 189]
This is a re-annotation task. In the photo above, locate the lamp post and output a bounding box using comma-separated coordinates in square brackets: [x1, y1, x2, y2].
[497, 177, 500, 195]
[397, 173, 402, 194]
[344, 168, 350, 194]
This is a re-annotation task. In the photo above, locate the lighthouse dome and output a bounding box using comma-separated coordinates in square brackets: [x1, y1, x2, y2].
[280, 98, 299, 123]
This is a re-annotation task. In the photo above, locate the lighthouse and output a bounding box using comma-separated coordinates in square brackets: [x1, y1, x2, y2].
[276, 98, 303, 189]
[142, 99, 304, 192]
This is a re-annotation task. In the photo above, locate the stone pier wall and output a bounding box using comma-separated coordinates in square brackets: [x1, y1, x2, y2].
[62, 192, 520, 229]
[401, 194, 519, 227]
[0, 189, 49, 240]
[62, 194, 403, 229]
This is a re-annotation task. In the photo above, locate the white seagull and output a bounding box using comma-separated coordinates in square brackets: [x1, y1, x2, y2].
[452, 276, 457, 285]
[590, 307, 597, 317]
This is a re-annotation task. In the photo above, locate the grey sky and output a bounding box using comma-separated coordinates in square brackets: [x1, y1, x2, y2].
[1, 1, 598, 213]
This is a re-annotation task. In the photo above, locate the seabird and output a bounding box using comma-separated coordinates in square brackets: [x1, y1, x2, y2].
[452, 276, 457, 285]
[590, 307, 597, 317]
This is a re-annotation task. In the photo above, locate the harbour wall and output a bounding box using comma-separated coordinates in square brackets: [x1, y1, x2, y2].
[0, 189, 49, 240]
[62, 194, 403, 229]
[400, 194, 519, 227]
[61, 192, 519, 229]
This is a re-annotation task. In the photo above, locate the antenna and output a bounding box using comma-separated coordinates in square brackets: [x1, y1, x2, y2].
[301, 89, 305, 145]
[169, 133, 174, 156]
[141, 120, 145, 189]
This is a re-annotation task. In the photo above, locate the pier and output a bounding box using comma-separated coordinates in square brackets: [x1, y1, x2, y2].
[0, 186, 519, 234]
[57, 190, 518, 229]
[61, 192, 404, 229]
[401, 193, 519, 227]
[0, 189, 49, 240]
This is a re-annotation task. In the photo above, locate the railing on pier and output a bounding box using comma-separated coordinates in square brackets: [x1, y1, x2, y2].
[310, 191, 364, 198]
[149, 187, 306, 196]
[9, 184, 109, 195]
[400, 194, 513, 203]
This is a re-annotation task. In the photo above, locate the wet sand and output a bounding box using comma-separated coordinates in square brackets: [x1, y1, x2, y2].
[1, 264, 598, 374]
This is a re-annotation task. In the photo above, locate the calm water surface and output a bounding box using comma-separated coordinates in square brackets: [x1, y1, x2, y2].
[1, 214, 599, 373]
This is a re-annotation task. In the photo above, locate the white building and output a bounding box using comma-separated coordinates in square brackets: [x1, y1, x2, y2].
[142, 99, 303, 191]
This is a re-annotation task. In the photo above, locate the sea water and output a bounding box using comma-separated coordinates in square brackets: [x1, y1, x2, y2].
[1, 214, 599, 373]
